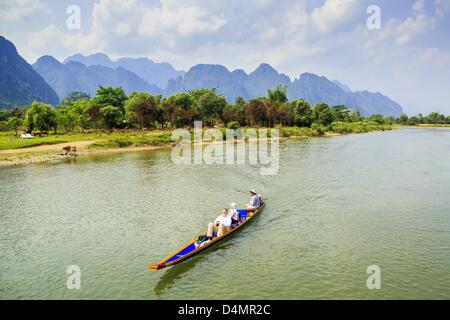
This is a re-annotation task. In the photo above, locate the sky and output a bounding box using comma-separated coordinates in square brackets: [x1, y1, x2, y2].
[1, 0, 449, 115]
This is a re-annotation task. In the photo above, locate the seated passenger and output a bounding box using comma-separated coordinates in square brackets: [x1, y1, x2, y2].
[206, 208, 232, 239]
[229, 202, 240, 225]
[245, 189, 262, 211]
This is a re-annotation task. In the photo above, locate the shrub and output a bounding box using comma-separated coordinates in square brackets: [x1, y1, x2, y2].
[311, 123, 326, 135]
[227, 121, 241, 130]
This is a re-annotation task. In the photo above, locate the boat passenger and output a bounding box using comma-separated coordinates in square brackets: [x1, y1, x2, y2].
[206, 208, 232, 239]
[229, 202, 240, 225]
[245, 189, 262, 211]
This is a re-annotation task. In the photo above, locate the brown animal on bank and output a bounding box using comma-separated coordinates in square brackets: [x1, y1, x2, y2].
[62, 146, 71, 155]
[34, 130, 49, 136]
[62, 145, 77, 156]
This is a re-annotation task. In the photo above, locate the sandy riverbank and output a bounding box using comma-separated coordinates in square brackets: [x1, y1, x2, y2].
[0, 140, 169, 167]
[0, 129, 389, 168]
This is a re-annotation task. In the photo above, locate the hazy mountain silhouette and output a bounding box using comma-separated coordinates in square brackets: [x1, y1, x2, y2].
[64, 53, 184, 89]
[0, 37, 404, 116]
[0, 36, 59, 108]
[166, 65, 403, 117]
[33, 55, 161, 100]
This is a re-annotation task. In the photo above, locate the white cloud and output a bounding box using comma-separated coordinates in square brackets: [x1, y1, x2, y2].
[435, 0, 450, 18]
[413, 0, 425, 13]
[0, 0, 48, 22]
[116, 23, 131, 36]
[418, 48, 450, 66]
[139, 4, 226, 37]
[21, 25, 100, 62]
[366, 3, 436, 48]
[311, 0, 358, 33]
[90, 0, 143, 37]
[2, 0, 449, 115]
[395, 14, 435, 44]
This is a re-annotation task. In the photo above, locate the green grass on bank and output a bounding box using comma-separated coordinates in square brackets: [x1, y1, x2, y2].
[413, 124, 450, 128]
[87, 131, 173, 150]
[280, 122, 394, 137]
[0, 130, 174, 151]
[0, 131, 100, 150]
[0, 122, 394, 152]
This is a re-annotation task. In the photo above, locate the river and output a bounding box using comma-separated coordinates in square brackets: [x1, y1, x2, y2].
[1, 128, 450, 299]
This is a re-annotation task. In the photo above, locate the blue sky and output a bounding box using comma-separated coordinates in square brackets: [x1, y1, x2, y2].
[1, 0, 449, 115]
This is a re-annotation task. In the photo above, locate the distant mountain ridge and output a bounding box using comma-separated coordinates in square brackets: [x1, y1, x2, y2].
[63, 53, 184, 89]
[33, 56, 162, 100]
[36, 54, 404, 117]
[0, 36, 404, 117]
[0, 36, 59, 108]
[166, 65, 403, 117]
[287, 72, 404, 117]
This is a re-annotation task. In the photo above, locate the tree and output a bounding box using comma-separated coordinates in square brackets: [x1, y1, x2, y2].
[7, 117, 22, 137]
[369, 114, 385, 125]
[384, 116, 395, 125]
[56, 106, 78, 133]
[331, 105, 350, 122]
[291, 99, 313, 127]
[246, 99, 267, 127]
[188, 88, 216, 102]
[349, 109, 362, 122]
[278, 103, 294, 126]
[223, 97, 247, 125]
[407, 116, 419, 126]
[428, 112, 446, 124]
[94, 86, 127, 112]
[265, 100, 280, 127]
[72, 99, 91, 131]
[268, 85, 288, 103]
[192, 90, 227, 126]
[61, 91, 90, 105]
[160, 98, 176, 128]
[0, 109, 10, 122]
[161, 93, 194, 128]
[155, 95, 166, 129]
[398, 113, 409, 125]
[125, 92, 159, 129]
[25, 102, 57, 132]
[101, 106, 124, 130]
[227, 121, 240, 130]
[85, 100, 103, 131]
[313, 103, 333, 126]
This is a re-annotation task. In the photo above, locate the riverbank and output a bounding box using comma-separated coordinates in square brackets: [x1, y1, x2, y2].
[0, 123, 395, 167]
[403, 124, 450, 129]
[0, 130, 172, 166]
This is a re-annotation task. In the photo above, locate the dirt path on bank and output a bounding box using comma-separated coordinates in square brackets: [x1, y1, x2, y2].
[0, 139, 104, 155]
[0, 139, 169, 167]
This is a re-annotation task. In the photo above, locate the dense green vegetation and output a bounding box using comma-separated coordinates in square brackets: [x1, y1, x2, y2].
[0, 85, 352, 133]
[0, 84, 446, 151]
[396, 112, 450, 126]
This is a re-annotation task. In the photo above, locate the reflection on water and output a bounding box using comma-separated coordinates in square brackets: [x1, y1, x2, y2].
[154, 248, 213, 296]
[1, 128, 450, 299]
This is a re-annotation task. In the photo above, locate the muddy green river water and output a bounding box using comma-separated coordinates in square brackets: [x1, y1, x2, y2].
[1, 128, 450, 299]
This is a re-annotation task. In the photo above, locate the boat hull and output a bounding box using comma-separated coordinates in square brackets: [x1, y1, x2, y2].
[149, 203, 265, 270]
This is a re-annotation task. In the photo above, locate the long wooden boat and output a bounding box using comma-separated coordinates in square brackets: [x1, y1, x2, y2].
[149, 202, 265, 270]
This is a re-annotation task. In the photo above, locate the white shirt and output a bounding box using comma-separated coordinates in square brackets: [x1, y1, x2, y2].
[214, 214, 232, 227]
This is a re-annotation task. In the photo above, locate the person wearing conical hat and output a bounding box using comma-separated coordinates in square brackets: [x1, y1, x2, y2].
[245, 189, 262, 211]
